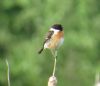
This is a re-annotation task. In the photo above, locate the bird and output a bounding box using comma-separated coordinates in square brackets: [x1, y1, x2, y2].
[38, 24, 64, 55]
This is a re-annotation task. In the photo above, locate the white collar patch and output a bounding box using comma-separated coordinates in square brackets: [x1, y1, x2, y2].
[50, 28, 59, 34]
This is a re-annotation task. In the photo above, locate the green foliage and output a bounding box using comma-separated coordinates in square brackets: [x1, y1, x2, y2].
[0, 0, 100, 86]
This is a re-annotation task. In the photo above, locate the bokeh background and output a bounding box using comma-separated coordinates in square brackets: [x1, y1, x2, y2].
[0, 0, 100, 86]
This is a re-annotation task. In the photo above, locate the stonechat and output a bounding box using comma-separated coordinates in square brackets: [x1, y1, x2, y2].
[38, 24, 64, 54]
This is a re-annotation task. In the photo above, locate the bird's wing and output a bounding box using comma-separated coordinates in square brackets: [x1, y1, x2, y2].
[38, 30, 54, 54]
[43, 30, 54, 44]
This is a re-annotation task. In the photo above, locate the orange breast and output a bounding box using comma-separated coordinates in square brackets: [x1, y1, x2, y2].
[48, 31, 64, 49]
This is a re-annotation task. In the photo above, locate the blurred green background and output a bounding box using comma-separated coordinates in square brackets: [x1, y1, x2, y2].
[0, 0, 100, 86]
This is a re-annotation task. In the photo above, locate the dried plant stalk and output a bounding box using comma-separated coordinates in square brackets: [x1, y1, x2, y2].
[48, 76, 57, 86]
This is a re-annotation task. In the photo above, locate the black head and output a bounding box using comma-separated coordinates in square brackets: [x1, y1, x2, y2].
[51, 24, 63, 31]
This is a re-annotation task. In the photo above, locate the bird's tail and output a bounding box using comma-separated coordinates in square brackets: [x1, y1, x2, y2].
[38, 48, 44, 54]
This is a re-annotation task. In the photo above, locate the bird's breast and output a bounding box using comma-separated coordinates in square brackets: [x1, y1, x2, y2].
[44, 31, 64, 49]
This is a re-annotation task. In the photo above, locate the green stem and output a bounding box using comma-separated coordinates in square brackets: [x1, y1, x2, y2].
[51, 50, 57, 76]
[6, 59, 10, 86]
